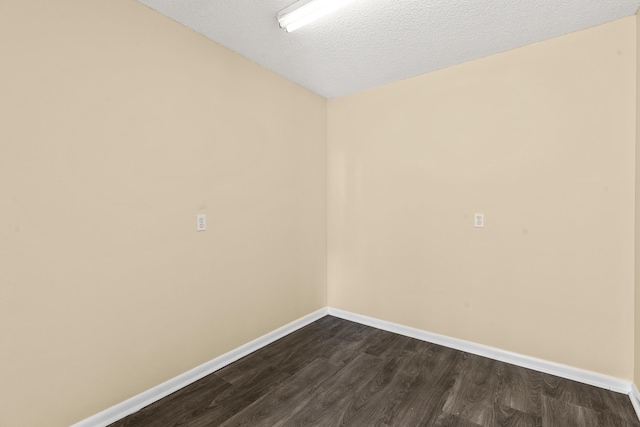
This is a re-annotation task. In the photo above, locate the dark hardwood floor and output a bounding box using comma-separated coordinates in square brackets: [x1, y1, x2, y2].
[110, 316, 640, 426]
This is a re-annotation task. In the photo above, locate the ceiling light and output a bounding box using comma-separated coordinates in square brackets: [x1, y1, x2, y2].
[277, 0, 356, 32]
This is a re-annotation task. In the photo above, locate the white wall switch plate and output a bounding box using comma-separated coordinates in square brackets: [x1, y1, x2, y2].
[196, 214, 206, 231]
[474, 213, 484, 228]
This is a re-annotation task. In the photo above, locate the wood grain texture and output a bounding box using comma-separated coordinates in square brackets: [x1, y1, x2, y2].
[109, 316, 640, 427]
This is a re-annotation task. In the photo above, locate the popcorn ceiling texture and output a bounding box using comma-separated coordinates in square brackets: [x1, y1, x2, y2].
[136, 0, 640, 98]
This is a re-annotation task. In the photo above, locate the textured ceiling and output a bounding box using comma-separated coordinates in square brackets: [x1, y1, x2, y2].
[137, 0, 640, 99]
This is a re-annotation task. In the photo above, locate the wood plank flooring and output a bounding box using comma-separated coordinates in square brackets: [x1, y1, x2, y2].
[110, 316, 640, 426]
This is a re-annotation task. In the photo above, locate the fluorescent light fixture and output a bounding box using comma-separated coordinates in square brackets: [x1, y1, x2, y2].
[277, 0, 356, 32]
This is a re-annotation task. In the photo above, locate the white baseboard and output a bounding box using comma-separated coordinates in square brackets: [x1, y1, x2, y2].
[71, 308, 328, 427]
[327, 307, 633, 395]
[630, 383, 640, 421]
[74, 306, 640, 426]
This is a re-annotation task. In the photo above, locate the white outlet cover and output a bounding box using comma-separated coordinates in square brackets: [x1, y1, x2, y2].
[474, 213, 484, 228]
[197, 214, 206, 231]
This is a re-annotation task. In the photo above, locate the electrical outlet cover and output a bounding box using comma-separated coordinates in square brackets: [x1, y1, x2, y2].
[474, 213, 484, 228]
[197, 214, 206, 231]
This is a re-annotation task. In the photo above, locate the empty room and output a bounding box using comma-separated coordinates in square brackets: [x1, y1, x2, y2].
[3, 0, 640, 426]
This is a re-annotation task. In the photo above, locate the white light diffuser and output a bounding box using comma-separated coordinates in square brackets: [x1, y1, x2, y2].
[277, 0, 356, 32]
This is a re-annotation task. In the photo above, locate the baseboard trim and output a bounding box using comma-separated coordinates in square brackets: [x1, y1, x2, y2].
[71, 308, 328, 427]
[630, 383, 640, 421]
[327, 307, 632, 394]
[74, 306, 639, 426]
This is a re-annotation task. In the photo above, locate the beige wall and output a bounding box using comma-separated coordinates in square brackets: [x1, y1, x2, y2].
[0, 1, 326, 426]
[328, 17, 636, 380]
